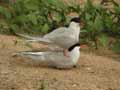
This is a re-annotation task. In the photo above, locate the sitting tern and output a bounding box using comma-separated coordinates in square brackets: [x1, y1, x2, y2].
[17, 17, 81, 57]
[14, 43, 80, 69]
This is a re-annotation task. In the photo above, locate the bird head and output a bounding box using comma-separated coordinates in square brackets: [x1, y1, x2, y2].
[70, 17, 85, 29]
[70, 17, 81, 23]
[68, 43, 80, 51]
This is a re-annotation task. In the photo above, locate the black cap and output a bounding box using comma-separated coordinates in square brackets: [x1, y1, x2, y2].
[70, 17, 81, 23]
[68, 43, 80, 51]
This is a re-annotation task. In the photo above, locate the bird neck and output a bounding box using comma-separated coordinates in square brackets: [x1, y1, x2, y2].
[69, 22, 80, 31]
[69, 46, 80, 63]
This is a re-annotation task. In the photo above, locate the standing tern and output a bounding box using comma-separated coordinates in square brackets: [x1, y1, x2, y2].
[17, 17, 81, 57]
[14, 43, 80, 69]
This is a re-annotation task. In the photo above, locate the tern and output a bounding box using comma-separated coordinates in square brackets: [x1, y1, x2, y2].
[17, 17, 81, 57]
[14, 43, 80, 69]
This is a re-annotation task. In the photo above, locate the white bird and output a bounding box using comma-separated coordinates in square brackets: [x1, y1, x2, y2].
[17, 17, 81, 57]
[14, 43, 80, 69]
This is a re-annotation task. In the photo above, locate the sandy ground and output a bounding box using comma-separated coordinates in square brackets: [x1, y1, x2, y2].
[0, 34, 120, 90]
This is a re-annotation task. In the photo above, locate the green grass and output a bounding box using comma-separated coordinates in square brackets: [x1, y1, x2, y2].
[0, 0, 120, 52]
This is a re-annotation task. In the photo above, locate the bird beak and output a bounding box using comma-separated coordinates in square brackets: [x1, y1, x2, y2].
[80, 44, 88, 49]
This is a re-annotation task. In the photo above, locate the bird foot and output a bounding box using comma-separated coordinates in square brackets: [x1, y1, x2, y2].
[63, 49, 69, 57]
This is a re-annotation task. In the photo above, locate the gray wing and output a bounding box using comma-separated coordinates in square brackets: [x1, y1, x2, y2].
[15, 51, 66, 62]
[16, 33, 42, 40]
[43, 27, 78, 48]
[14, 51, 74, 68]
[16, 27, 79, 48]
[50, 34, 78, 48]
[16, 33, 52, 44]
[43, 27, 68, 39]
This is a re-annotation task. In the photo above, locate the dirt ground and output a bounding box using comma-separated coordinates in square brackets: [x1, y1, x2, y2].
[0, 34, 120, 90]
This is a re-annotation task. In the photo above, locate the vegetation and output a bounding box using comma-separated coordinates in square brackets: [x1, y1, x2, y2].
[0, 0, 120, 52]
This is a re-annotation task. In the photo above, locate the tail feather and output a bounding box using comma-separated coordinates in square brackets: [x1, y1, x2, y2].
[13, 51, 46, 56]
[12, 51, 53, 63]
[16, 33, 42, 40]
[25, 38, 51, 43]
[16, 33, 52, 43]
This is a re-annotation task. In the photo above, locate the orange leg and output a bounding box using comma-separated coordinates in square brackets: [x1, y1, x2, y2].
[63, 49, 69, 57]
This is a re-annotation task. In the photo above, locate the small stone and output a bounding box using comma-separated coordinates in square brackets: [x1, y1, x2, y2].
[72, 84, 77, 87]
[86, 67, 91, 70]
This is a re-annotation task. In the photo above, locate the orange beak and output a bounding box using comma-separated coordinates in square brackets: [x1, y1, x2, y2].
[80, 44, 88, 49]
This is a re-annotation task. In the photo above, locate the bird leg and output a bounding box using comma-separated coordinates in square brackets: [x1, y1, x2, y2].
[63, 49, 69, 57]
